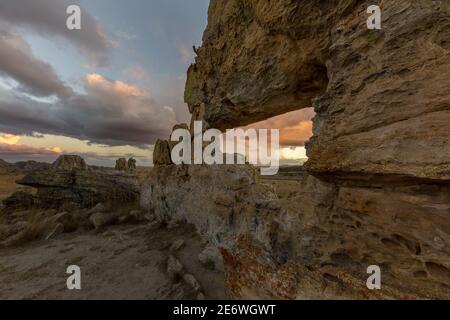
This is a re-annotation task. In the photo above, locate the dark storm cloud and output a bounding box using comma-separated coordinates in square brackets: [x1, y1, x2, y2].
[0, 0, 180, 147]
[0, 75, 177, 147]
[0, 28, 73, 97]
[0, 0, 112, 66]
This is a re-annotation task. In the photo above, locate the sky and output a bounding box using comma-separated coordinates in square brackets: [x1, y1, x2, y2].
[0, 0, 311, 167]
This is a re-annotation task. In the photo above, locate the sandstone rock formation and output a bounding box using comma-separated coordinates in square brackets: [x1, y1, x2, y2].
[13, 161, 51, 173]
[52, 155, 87, 171]
[18, 157, 140, 208]
[115, 158, 127, 171]
[141, 164, 273, 244]
[153, 139, 173, 165]
[0, 159, 51, 175]
[142, 164, 450, 299]
[186, 0, 450, 181]
[115, 157, 137, 172]
[144, 0, 450, 299]
[127, 158, 137, 171]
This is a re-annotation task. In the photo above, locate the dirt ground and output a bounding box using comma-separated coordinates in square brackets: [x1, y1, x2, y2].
[0, 222, 228, 300]
[0, 173, 302, 300]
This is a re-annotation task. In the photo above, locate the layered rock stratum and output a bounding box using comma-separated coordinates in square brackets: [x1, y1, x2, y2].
[18, 155, 140, 208]
[143, 0, 450, 299]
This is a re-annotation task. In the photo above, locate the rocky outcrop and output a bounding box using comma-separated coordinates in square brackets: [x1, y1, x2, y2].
[115, 158, 127, 171]
[153, 139, 173, 165]
[141, 165, 276, 247]
[305, 1, 450, 181]
[18, 156, 140, 208]
[128, 158, 137, 171]
[144, 0, 450, 299]
[142, 165, 450, 299]
[13, 161, 52, 173]
[52, 155, 87, 171]
[186, 0, 450, 181]
[115, 158, 137, 172]
[185, 0, 336, 130]
[0, 159, 51, 175]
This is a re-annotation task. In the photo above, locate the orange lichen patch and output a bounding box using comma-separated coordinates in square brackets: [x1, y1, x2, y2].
[220, 235, 306, 300]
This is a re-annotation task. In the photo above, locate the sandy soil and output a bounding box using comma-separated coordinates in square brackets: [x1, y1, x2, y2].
[0, 222, 228, 300]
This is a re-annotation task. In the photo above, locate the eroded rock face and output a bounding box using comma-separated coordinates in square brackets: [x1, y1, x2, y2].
[153, 139, 173, 166]
[18, 167, 140, 208]
[141, 165, 280, 247]
[127, 158, 137, 171]
[231, 176, 450, 299]
[146, 0, 450, 299]
[52, 155, 87, 171]
[185, 0, 339, 130]
[305, 1, 450, 180]
[115, 158, 137, 172]
[142, 166, 450, 299]
[115, 158, 127, 171]
[186, 0, 450, 181]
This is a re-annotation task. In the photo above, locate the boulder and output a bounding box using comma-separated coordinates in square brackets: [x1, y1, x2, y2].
[88, 203, 106, 216]
[167, 255, 184, 282]
[52, 212, 78, 232]
[89, 212, 117, 229]
[45, 223, 64, 240]
[198, 245, 223, 272]
[17, 167, 140, 209]
[183, 274, 201, 292]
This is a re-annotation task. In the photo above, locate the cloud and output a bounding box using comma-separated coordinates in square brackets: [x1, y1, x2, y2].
[0, 27, 73, 97]
[0, 141, 62, 161]
[0, 0, 112, 66]
[115, 30, 137, 41]
[123, 65, 151, 82]
[0, 133, 20, 145]
[0, 73, 178, 147]
[246, 109, 314, 147]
